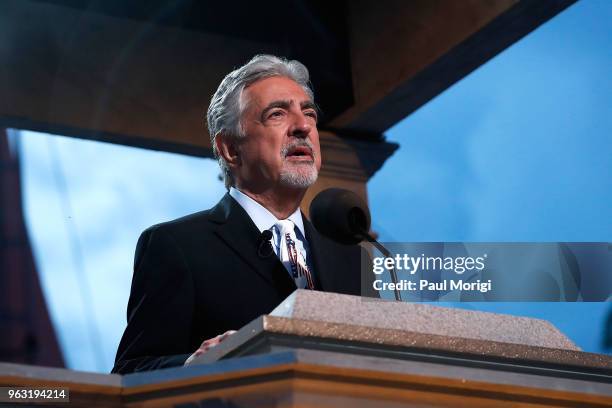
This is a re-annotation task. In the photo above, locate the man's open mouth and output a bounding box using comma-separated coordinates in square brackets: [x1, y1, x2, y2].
[285, 146, 313, 159]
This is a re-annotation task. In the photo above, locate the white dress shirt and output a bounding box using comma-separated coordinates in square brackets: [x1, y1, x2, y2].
[229, 187, 314, 286]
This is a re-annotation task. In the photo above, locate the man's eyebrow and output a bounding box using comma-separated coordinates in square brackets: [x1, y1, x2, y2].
[260, 99, 318, 121]
[300, 101, 317, 111]
[261, 100, 291, 121]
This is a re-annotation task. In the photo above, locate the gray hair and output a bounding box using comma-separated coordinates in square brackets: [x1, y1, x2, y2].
[206, 54, 314, 189]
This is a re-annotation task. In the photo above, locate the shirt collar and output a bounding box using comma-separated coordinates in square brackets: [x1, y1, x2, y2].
[229, 187, 305, 237]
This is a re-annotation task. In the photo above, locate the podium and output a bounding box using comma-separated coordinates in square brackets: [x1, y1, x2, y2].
[1, 290, 611, 407]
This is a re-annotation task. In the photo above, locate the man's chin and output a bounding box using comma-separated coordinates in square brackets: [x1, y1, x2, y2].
[279, 167, 318, 188]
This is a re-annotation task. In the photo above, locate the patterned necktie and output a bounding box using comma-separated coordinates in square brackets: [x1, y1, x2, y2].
[274, 220, 315, 289]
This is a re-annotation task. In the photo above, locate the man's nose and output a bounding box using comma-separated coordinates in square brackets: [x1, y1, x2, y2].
[289, 113, 312, 138]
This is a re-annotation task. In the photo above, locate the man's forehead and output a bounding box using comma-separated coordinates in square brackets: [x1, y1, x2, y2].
[242, 76, 312, 107]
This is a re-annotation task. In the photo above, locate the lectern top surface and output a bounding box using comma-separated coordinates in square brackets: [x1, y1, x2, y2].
[271, 290, 578, 350]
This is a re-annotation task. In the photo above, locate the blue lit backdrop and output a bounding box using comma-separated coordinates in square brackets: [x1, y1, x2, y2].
[16, 0, 612, 372]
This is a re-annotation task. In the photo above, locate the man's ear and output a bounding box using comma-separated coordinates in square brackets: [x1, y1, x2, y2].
[215, 132, 240, 168]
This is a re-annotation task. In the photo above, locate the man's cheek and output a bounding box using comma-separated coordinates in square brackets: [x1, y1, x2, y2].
[314, 144, 322, 169]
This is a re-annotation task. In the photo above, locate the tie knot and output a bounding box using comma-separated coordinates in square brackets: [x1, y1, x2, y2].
[275, 219, 295, 236]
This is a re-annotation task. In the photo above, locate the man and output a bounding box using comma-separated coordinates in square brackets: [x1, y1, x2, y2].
[112, 55, 367, 374]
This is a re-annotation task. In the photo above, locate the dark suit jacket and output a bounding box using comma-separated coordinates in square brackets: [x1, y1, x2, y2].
[112, 193, 369, 374]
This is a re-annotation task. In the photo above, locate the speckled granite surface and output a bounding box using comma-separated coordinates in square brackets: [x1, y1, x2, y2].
[191, 291, 611, 371]
[258, 315, 611, 370]
[271, 290, 579, 350]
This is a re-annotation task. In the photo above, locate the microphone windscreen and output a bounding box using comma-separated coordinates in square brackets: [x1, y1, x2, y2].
[309, 188, 371, 245]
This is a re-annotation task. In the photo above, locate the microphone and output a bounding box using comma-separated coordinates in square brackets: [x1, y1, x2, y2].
[309, 188, 402, 301]
[309, 188, 371, 244]
[257, 230, 274, 258]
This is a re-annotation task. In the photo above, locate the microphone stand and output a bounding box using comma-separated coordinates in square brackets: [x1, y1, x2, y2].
[359, 229, 402, 302]
[309, 188, 403, 302]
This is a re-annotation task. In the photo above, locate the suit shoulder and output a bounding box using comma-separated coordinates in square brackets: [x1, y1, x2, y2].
[142, 194, 231, 237]
[162, 208, 215, 227]
[132, 208, 217, 271]
[141, 208, 215, 238]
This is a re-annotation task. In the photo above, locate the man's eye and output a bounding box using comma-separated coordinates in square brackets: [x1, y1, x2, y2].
[268, 111, 284, 119]
[305, 111, 318, 120]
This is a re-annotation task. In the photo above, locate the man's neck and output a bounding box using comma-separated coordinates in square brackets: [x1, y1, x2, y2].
[234, 184, 306, 219]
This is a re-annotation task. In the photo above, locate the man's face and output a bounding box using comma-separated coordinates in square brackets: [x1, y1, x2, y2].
[233, 76, 321, 191]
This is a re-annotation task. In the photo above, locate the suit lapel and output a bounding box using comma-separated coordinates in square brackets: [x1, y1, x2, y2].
[303, 216, 335, 292]
[209, 194, 296, 297]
